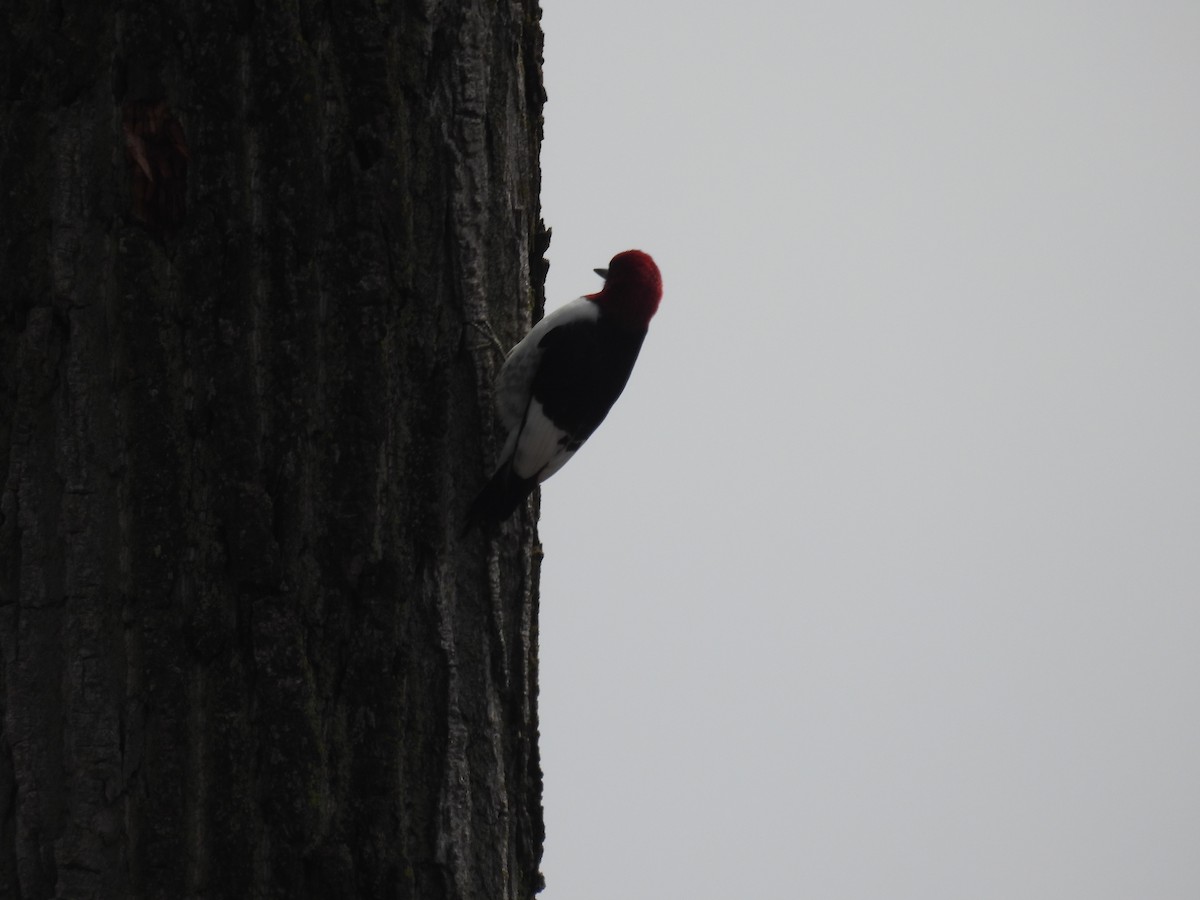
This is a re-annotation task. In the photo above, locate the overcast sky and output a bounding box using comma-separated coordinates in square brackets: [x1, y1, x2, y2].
[533, 3, 1200, 898]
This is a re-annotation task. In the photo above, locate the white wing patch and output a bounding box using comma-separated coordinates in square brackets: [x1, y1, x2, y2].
[511, 398, 573, 481]
[534, 437, 578, 482]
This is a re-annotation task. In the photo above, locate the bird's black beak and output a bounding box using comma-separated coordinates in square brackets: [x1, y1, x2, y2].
[594, 267, 608, 279]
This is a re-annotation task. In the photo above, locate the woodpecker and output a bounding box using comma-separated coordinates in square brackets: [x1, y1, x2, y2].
[467, 249, 663, 528]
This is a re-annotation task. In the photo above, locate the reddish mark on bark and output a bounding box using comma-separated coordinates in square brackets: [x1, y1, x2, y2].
[122, 99, 189, 236]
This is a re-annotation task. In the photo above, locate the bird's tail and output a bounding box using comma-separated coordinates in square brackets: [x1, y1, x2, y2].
[462, 460, 537, 535]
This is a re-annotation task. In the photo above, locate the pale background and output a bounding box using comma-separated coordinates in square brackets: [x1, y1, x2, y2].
[534, 3, 1200, 898]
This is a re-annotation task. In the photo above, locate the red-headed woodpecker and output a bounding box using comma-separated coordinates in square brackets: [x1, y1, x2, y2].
[467, 249, 663, 527]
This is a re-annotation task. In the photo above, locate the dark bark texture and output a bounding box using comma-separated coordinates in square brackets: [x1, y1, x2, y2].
[0, 1, 548, 898]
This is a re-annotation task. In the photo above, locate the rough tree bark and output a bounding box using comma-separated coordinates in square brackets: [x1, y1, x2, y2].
[0, 1, 548, 898]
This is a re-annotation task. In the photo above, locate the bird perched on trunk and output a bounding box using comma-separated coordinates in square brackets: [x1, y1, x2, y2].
[467, 249, 663, 528]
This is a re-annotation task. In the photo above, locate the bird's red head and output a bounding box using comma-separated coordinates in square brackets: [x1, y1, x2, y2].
[590, 249, 662, 330]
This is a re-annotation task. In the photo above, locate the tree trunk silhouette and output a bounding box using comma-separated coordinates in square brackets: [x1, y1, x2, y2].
[0, 2, 547, 898]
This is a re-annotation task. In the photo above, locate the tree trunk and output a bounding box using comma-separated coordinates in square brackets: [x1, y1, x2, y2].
[0, 2, 547, 898]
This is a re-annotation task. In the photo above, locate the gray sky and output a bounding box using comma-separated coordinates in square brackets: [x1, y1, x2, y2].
[534, 3, 1200, 898]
